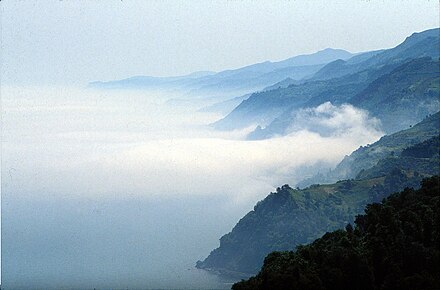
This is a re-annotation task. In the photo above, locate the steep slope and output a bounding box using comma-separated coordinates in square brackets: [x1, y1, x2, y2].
[213, 60, 399, 130]
[215, 28, 439, 133]
[247, 56, 439, 139]
[298, 112, 439, 188]
[211, 81, 327, 130]
[197, 116, 440, 277]
[311, 27, 439, 81]
[201, 51, 374, 116]
[233, 176, 440, 290]
[356, 135, 440, 181]
[197, 178, 387, 276]
[351, 57, 440, 132]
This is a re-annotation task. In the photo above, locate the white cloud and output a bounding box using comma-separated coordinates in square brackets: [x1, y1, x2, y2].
[1, 86, 385, 289]
[286, 102, 382, 138]
[2, 88, 383, 205]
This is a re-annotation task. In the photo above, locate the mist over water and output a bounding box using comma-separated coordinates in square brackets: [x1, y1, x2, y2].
[2, 86, 383, 289]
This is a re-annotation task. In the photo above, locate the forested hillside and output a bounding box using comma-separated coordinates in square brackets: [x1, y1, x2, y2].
[233, 176, 440, 290]
[298, 112, 440, 187]
[197, 115, 440, 277]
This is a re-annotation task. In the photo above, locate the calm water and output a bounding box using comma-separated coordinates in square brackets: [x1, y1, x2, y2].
[1, 87, 256, 289]
[2, 194, 241, 289]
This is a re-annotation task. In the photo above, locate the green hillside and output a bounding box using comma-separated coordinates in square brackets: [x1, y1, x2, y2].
[298, 112, 439, 188]
[197, 116, 440, 277]
[233, 176, 440, 290]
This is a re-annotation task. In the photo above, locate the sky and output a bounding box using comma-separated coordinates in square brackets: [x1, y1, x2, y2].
[2, 2, 438, 287]
[1, 0, 439, 86]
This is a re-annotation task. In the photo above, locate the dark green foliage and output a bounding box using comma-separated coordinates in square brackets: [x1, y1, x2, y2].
[299, 113, 440, 188]
[401, 135, 440, 158]
[233, 176, 440, 290]
[198, 117, 440, 278]
[196, 175, 428, 276]
[356, 134, 440, 181]
[197, 180, 386, 275]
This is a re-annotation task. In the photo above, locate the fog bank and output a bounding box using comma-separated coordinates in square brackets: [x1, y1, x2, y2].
[2, 86, 383, 289]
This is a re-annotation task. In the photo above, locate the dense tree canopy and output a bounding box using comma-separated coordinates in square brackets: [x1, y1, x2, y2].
[233, 176, 440, 290]
[197, 131, 439, 277]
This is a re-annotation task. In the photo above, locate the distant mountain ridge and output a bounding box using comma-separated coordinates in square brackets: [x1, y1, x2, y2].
[214, 28, 439, 135]
[248, 56, 439, 140]
[89, 48, 354, 99]
[311, 28, 439, 81]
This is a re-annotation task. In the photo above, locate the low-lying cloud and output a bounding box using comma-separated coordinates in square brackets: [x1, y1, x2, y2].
[287, 101, 382, 137]
[2, 86, 385, 289]
[3, 88, 384, 204]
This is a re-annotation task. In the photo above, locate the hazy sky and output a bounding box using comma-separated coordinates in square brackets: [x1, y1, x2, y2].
[1, 0, 439, 85]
